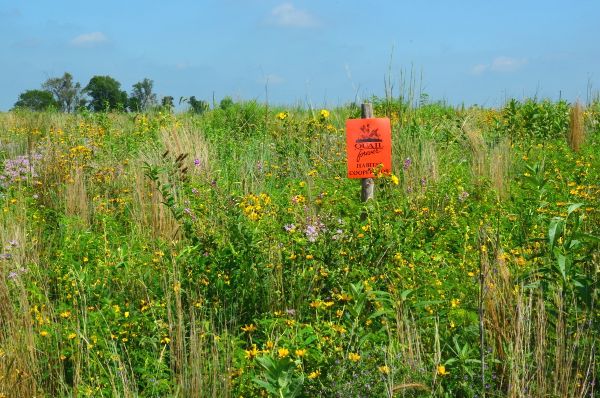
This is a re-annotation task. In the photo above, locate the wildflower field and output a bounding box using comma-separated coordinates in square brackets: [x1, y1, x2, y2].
[0, 98, 598, 397]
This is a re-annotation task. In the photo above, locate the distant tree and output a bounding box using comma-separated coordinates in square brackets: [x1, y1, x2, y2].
[188, 96, 210, 114]
[42, 72, 82, 113]
[161, 96, 174, 111]
[128, 78, 157, 112]
[83, 75, 128, 112]
[13, 89, 59, 111]
[219, 96, 234, 110]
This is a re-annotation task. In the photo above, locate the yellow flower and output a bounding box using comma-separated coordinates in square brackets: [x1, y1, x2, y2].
[40, 330, 49, 337]
[68, 333, 77, 340]
[390, 174, 399, 185]
[278, 348, 290, 358]
[306, 254, 314, 260]
[265, 340, 274, 349]
[308, 369, 321, 379]
[276, 111, 288, 120]
[378, 365, 390, 374]
[309, 300, 322, 309]
[295, 349, 307, 358]
[319, 109, 330, 119]
[245, 344, 259, 360]
[437, 365, 449, 376]
[451, 298, 460, 308]
[241, 324, 257, 333]
[348, 352, 361, 362]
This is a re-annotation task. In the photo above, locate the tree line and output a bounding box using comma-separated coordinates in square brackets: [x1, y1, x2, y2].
[12, 73, 217, 114]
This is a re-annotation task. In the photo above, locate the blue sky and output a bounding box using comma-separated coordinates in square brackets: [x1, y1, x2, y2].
[1, 0, 599, 111]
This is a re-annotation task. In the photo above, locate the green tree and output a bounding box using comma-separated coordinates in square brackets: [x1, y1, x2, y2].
[13, 90, 59, 111]
[188, 96, 210, 114]
[129, 78, 157, 112]
[42, 72, 82, 113]
[161, 96, 174, 111]
[83, 75, 128, 112]
[219, 96, 234, 110]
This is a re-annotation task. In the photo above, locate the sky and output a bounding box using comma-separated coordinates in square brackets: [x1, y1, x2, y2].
[1, 0, 599, 111]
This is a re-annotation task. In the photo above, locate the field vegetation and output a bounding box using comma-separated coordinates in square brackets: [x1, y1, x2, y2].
[0, 93, 599, 397]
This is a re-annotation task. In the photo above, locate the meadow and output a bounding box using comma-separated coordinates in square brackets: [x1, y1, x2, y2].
[0, 96, 598, 397]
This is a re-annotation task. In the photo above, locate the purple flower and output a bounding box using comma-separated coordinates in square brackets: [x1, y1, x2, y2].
[458, 191, 469, 202]
[256, 161, 263, 172]
[284, 223, 296, 232]
[332, 229, 343, 240]
[403, 157, 412, 170]
[7, 267, 27, 280]
[420, 177, 427, 187]
[191, 188, 199, 195]
[305, 225, 319, 242]
[0, 253, 11, 260]
[194, 159, 201, 167]
[183, 207, 196, 220]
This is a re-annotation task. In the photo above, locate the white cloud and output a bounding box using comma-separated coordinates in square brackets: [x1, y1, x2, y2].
[490, 56, 527, 72]
[70, 32, 108, 47]
[471, 56, 527, 75]
[175, 62, 191, 70]
[270, 3, 318, 28]
[471, 64, 488, 75]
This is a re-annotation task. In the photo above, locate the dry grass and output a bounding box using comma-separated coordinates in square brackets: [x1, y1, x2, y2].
[461, 120, 487, 180]
[64, 166, 90, 224]
[0, 200, 42, 397]
[490, 139, 511, 199]
[131, 122, 213, 240]
[461, 118, 511, 199]
[568, 102, 585, 152]
[477, 227, 597, 398]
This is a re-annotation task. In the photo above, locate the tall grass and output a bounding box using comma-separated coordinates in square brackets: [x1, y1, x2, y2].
[0, 100, 598, 397]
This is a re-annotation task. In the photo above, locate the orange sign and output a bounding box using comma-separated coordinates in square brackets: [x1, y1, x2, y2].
[346, 118, 392, 178]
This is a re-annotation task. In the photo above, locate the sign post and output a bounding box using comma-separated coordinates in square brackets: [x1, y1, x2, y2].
[345, 103, 392, 202]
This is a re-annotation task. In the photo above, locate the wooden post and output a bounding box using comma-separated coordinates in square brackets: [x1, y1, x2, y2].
[360, 103, 374, 202]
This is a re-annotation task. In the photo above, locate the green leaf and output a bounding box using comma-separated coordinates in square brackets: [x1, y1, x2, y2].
[556, 253, 567, 281]
[567, 203, 583, 216]
[400, 289, 413, 301]
[253, 378, 278, 394]
[548, 217, 564, 249]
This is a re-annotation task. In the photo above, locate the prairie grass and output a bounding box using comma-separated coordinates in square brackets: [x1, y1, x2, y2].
[568, 101, 585, 152]
[0, 100, 598, 397]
